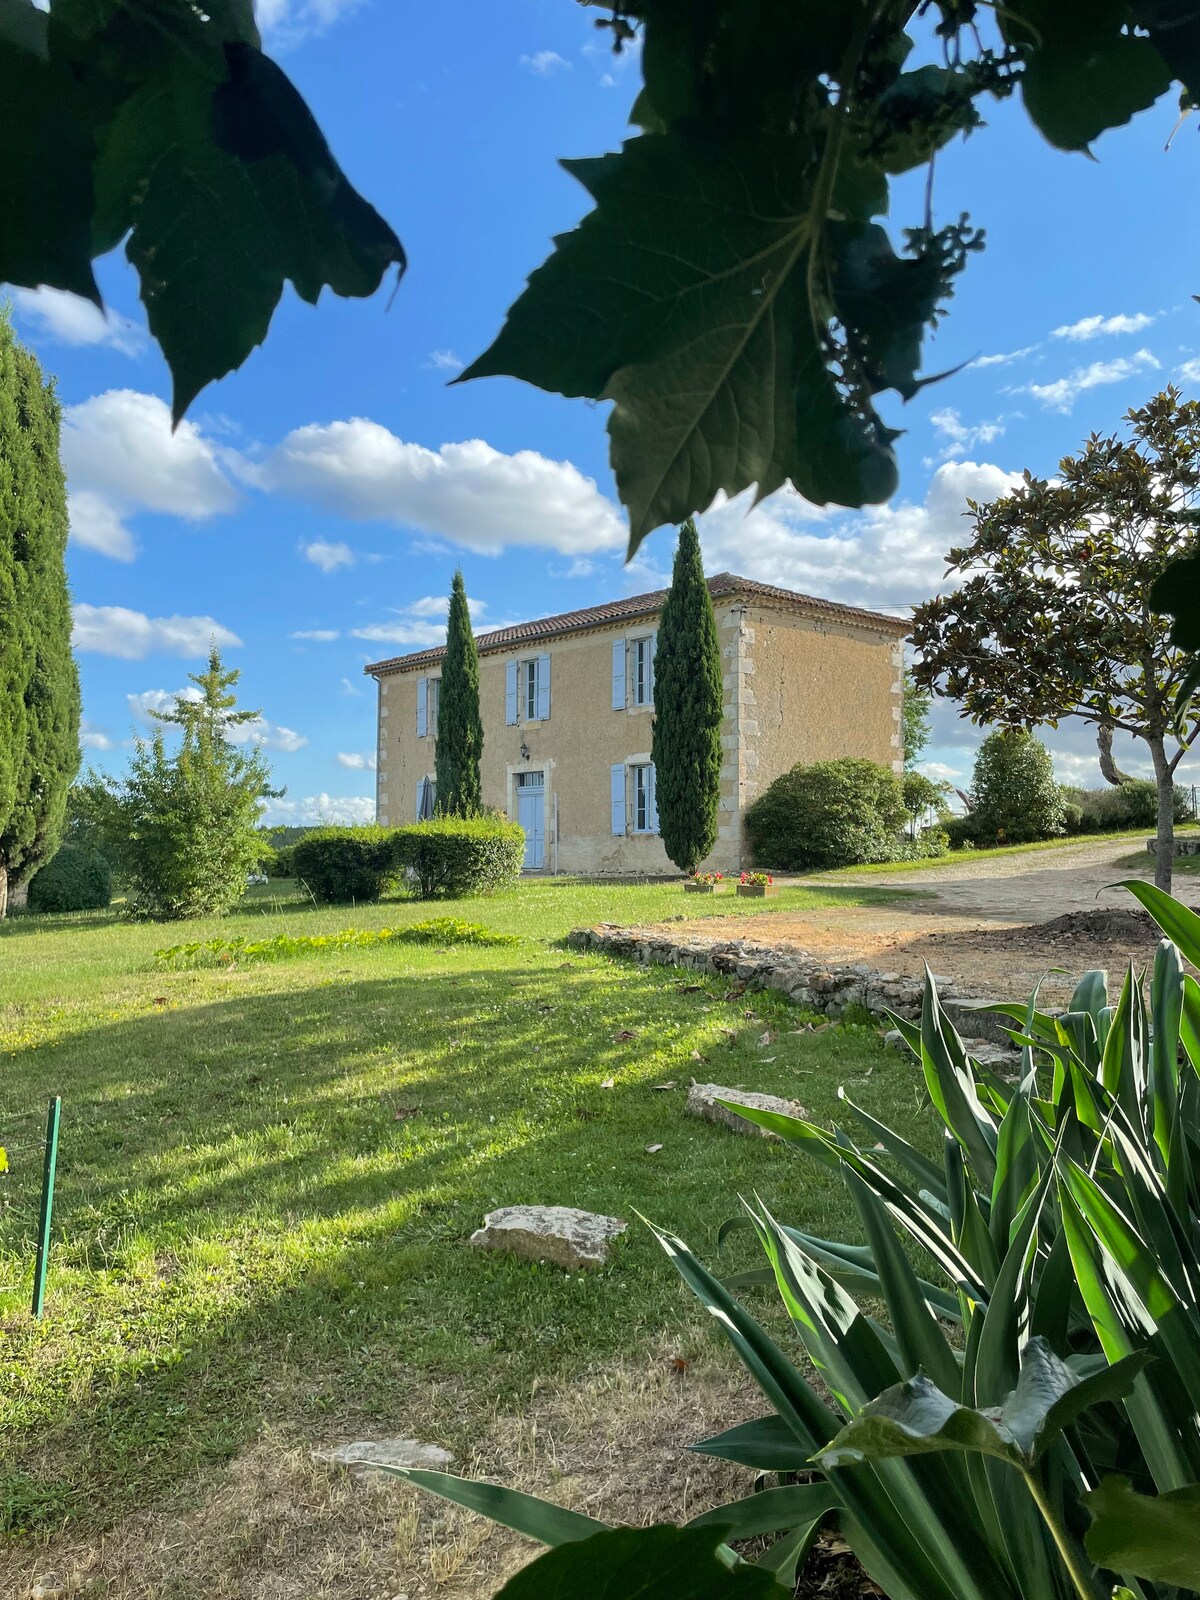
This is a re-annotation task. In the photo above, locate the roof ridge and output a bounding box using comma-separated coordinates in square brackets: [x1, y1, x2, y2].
[365, 574, 906, 675]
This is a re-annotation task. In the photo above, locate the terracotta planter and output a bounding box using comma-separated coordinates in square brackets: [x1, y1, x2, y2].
[685, 882, 723, 893]
[737, 883, 773, 897]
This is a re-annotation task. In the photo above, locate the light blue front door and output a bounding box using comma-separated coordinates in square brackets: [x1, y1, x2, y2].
[517, 776, 545, 869]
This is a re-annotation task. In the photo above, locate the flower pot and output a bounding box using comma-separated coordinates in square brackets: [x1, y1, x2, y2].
[685, 882, 721, 894]
[737, 884, 772, 897]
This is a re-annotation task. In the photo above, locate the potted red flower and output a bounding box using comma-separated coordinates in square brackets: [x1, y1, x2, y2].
[737, 871, 775, 898]
[686, 871, 725, 894]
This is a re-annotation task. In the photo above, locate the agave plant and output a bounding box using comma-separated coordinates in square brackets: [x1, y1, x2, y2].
[375, 880, 1200, 1598]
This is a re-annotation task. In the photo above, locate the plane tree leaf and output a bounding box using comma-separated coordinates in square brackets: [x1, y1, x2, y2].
[0, 0, 403, 419]
[495, 1524, 788, 1599]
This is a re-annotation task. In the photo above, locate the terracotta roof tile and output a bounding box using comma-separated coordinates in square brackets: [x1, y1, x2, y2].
[364, 572, 907, 676]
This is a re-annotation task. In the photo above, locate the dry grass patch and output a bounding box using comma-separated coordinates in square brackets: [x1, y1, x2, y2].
[2, 1347, 762, 1600]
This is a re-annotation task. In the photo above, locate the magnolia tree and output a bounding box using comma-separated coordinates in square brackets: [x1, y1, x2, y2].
[911, 390, 1200, 892]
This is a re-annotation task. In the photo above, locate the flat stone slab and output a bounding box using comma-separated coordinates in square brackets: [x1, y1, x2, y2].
[312, 1437, 453, 1477]
[686, 1082, 805, 1137]
[470, 1205, 626, 1271]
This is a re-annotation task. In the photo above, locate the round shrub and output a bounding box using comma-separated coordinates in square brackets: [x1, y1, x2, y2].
[292, 826, 397, 903]
[745, 758, 906, 871]
[970, 729, 1064, 844]
[392, 815, 525, 900]
[1060, 801, 1084, 835]
[27, 844, 112, 913]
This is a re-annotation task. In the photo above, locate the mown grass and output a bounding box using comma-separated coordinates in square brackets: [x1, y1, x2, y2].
[0, 876, 923, 1543]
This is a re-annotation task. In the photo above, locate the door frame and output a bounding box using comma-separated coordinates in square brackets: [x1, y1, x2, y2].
[509, 764, 551, 872]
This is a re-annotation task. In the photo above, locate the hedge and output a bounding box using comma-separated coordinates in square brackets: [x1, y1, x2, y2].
[292, 826, 397, 903]
[1061, 781, 1192, 834]
[745, 758, 906, 871]
[392, 815, 525, 900]
[27, 844, 113, 913]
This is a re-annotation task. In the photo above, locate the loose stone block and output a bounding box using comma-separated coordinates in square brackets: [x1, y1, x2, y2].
[469, 1205, 627, 1271]
[312, 1438, 454, 1477]
[686, 1082, 806, 1137]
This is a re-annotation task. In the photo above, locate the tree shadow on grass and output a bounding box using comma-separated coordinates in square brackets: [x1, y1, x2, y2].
[0, 956, 900, 1538]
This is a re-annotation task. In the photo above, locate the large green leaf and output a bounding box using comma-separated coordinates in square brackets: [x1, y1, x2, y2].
[495, 1525, 787, 1599]
[686, 1482, 838, 1537]
[461, 130, 902, 552]
[1117, 880, 1200, 967]
[0, 0, 403, 419]
[1083, 1476, 1200, 1587]
[1003, 0, 1173, 150]
[689, 1415, 814, 1472]
[819, 1340, 1148, 1471]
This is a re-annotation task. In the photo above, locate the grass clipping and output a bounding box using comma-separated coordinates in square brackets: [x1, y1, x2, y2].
[155, 919, 520, 969]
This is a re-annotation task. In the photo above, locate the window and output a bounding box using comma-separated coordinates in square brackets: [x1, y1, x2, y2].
[427, 677, 441, 737]
[416, 775, 436, 820]
[632, 636, 653, 706]
[631, 763, 658, 834]
[525, 658, 540, 722]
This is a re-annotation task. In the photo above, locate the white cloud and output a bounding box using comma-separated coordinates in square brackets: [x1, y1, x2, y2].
[61, 390, 237, 561]
[290, 628, 340, 642]
[340, 676, 364, 697]
[426, 349, 464, 373]
[1052, 312, 1154, 342]
[74, 606, 241, 660]
[125, 688, 304, 751]
[930, 408, 1005, 460]
[80, 719, 117, 752]
[262, 793, 376, 826]
[301, 538, 355, 573]
[975, 344, 1040, 369]
[1177, 358, 1200, 384]
[68, 490, 136, 562]
[919, 761, 964, 783]
[337, 751, 377, 770]
[12, 287, 144, 355]
[258, 423, 625, 556]
[254, 0, 363, 48]
[695, 460, 1024, 612]
[1018, 349, 1160, 413]
[520, 49, 570, 74]
[350, 619, 448, 648]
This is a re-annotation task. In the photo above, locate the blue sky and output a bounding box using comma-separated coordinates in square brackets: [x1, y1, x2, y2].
[14, 0, 1200, 821]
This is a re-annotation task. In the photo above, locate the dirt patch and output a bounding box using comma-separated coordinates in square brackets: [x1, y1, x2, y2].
[0, 1348, 783, 1600]
[1020, 908, 1158, 945]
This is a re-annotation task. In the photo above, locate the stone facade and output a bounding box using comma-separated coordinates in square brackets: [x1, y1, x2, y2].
[366, 575, 906, 876]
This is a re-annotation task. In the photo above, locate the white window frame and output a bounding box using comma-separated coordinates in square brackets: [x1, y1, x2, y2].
[631, 635, 654, 707]
[524, 657, 540, 722]
[630, 762, 657, 834]
[427, 676, 441, 738]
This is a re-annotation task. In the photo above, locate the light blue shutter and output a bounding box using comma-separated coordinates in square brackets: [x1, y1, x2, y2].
[416, 676, 428, 737]
[415, 778, 423, 820]
[648, 763, 659, 833]
[505, 661, 519, 725]
[610, 764, 626, 836]
[537, 653, 551, 720]
[649, 630, 658, 704]
[611, 639, 625, 710]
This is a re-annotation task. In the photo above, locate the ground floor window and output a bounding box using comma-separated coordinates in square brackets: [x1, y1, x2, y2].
[416, 775, 436, 819]
[631, 762, 658, 834]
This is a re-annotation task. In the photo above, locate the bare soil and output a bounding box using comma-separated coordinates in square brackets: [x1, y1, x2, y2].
[656, 840, 1193, 1005]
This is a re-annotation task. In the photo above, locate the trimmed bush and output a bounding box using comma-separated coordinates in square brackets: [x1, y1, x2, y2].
[1062, 781, 1192, 833]
[392, 815, 524, 900]
[745, 758, 906, 871]
[292, 826, 397, 903]
[970, 728, 1064, 844]
[269, 844, 295, 879]
[27, 844, 112, 913]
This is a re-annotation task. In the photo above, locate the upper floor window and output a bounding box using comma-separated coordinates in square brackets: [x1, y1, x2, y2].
[612, 631, 657, 710]
[416, 675, 440, 737]
[506, 653, 551, 725]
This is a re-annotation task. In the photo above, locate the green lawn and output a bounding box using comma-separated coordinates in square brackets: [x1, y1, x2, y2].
[0, 876, 922, 1545]
[821, 824, 1199, 877]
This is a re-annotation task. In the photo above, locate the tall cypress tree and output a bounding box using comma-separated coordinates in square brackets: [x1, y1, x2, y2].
[0, 314, 80, 916]
[652, 518, 723, 873]
[435, 570, 483, 815]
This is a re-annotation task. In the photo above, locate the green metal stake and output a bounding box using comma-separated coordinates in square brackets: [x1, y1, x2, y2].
[31, 1096, 61, 1320]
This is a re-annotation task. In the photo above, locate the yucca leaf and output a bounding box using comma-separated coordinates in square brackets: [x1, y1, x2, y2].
[1180, 973, 1200, 1075]
[689, 1415, 814, 1471]
[971, 1164, 1053, 1403]
[944, 1136, 1001, 1292]
[838, 1086, 948, 1203]
[1100, 966, 1148, 1131]
[1116, 880, 1200, 967]
[883, 1010, 922, 1056]
[686, 1482, 838, 1536]
[920, 972, 998, 1186]
[843, 1168, 961, 1394]
[1150, 940, 1184, 1166]
[494, 1524, 788, 1598]
[754, 1519, 828, 1585]
[369, 1467, 607, 1545]
[990, 1071, 1041, 1256]
[1069, 970, 1109, 1026]
[1082, 1476, 1200, 1587]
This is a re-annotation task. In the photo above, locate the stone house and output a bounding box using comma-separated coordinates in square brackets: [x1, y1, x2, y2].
[364, 573, 907, 875]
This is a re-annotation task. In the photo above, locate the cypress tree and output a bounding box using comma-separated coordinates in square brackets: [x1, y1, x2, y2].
[651, 518, 723, 874]
[435, 570, 483, 815]
[0, 313, 80, 917]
